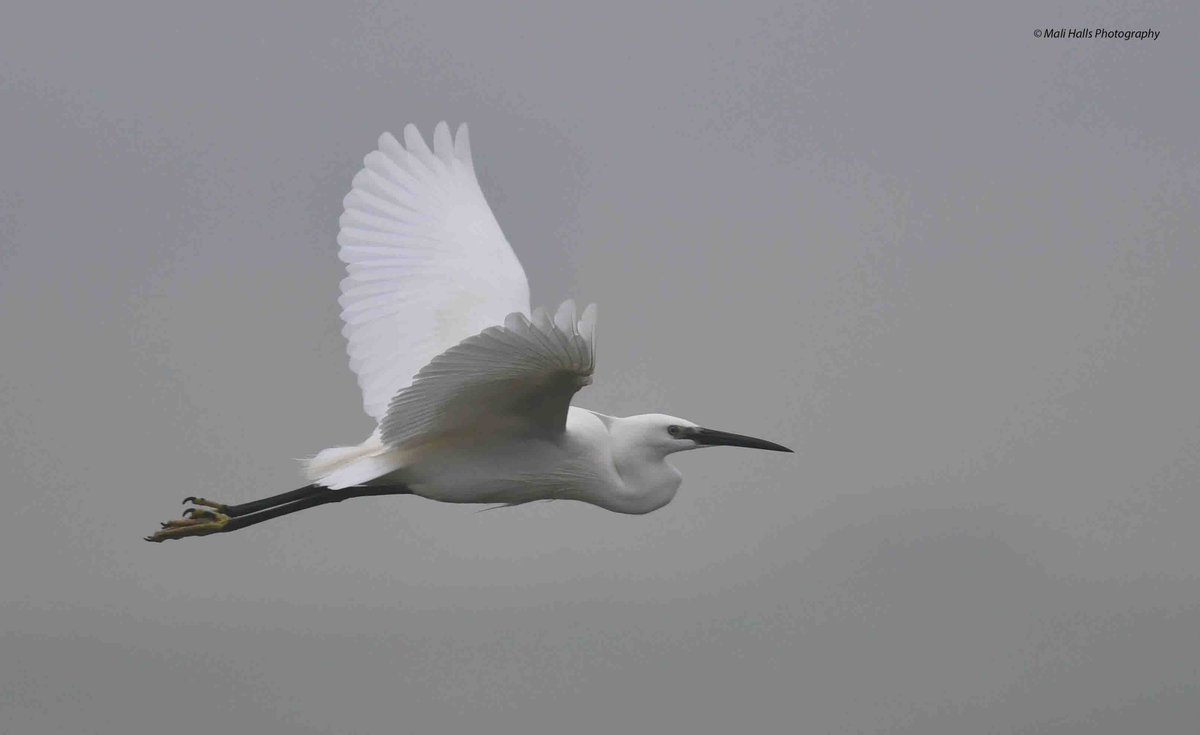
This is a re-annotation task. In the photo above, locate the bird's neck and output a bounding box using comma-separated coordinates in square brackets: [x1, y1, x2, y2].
[609, 430, 682, 514]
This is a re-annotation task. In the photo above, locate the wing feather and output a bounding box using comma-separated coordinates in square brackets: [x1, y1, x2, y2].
[380, 301, 598, 449]
[338, 123, 531, 420]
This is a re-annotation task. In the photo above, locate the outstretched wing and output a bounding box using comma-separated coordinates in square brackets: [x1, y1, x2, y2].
[339, 122, 531, 421]
[380, 300, 597, 449]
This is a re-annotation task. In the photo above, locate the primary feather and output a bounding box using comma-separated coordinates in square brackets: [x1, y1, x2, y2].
[338, 121, 531, 421]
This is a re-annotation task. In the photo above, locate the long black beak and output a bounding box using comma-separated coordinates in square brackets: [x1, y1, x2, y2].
[688, 427, 793, 453]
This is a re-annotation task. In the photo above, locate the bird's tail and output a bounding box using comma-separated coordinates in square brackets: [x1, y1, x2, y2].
[303, 445, 371, 482]
[301, 429, 394, 488]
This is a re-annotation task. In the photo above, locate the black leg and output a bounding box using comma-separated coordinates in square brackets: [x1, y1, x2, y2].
[185, 484, 327, 518]
[218, 485, 411, 533]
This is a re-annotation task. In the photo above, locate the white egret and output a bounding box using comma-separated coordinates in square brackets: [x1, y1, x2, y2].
[147, 122, 790, 542]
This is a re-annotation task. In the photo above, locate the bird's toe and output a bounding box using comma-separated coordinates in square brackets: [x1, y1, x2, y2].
[144, 511, 231, 542]
[183, 496, 228, 512]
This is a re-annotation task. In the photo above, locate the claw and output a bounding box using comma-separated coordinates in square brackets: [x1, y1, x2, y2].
[186, 497, 228, 512]
[183, 496, 196, 505]
[182, 508, 195, 518]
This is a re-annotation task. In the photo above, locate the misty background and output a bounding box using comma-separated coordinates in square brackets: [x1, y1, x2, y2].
[2, 1, 1197, 733]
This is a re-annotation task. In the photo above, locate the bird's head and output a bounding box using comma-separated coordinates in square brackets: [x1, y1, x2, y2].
[623, 413, 793, 456]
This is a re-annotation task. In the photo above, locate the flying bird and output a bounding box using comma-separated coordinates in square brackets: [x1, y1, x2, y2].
[146, 122, 791, 542]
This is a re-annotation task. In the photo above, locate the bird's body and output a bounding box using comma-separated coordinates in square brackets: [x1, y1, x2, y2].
[355, 408, 680, 515]
[147, 122, 788, 541]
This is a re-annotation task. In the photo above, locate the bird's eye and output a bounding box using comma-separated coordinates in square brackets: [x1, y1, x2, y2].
[668, 425, 681, 437]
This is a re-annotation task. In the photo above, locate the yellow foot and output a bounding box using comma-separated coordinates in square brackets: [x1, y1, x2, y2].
[144, 508, 230, 542]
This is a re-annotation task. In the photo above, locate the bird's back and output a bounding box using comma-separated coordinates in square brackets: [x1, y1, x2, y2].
[376, 407, 619, 508]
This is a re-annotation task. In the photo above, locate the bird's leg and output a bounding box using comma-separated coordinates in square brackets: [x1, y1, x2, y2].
[145, 485, 413, 542]
[183, 484, 328, 518]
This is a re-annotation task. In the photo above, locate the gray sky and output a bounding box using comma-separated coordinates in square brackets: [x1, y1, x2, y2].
[2, 1, 1198, 733]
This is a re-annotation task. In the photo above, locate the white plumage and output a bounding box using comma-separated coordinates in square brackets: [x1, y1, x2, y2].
[380, 300, 597, 449]
[148, 122, 790, 541]
[338, 122, 530, 422]
[301, 122, 790, 513]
